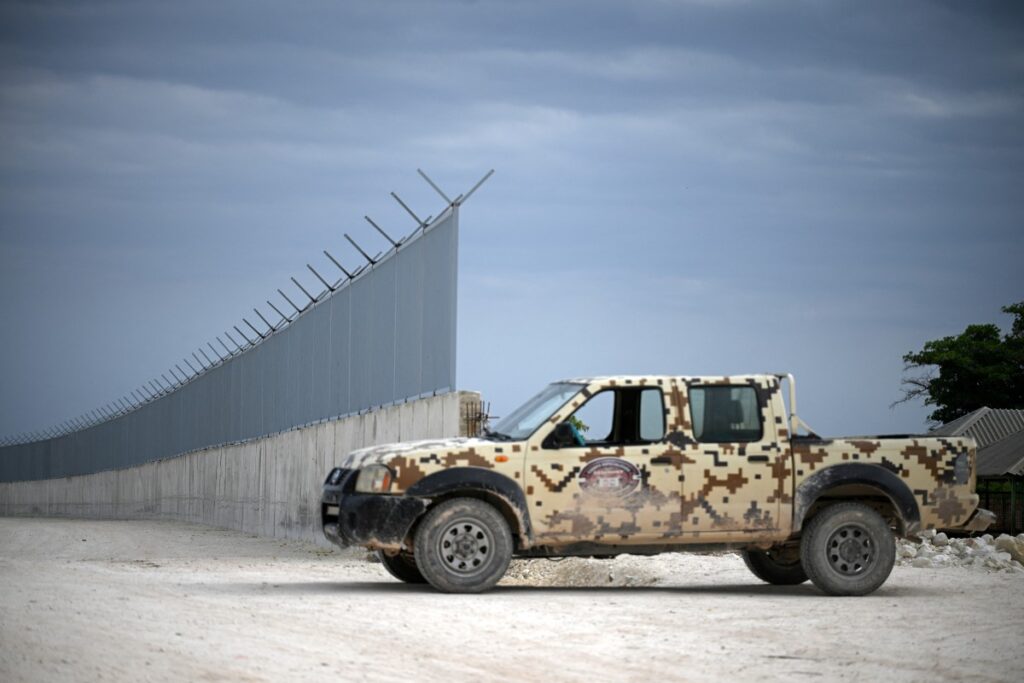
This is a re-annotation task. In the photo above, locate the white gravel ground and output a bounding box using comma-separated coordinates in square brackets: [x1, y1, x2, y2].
[1, 518, 1021, 683]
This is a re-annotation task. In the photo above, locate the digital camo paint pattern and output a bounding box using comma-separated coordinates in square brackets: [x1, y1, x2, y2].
[338, 375, 980, 549]
[791, 436, 977, 529]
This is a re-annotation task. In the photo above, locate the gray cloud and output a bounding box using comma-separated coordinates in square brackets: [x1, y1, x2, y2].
[1, 0, 1022, 438]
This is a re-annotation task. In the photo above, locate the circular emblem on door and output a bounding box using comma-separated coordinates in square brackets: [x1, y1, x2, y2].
[578, 458, 641, 497]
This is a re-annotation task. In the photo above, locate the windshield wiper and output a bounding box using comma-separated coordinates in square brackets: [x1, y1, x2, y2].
[483, 429, 512, 441]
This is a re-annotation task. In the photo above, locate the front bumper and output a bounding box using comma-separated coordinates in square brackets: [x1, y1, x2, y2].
[321, 469, 428, 550]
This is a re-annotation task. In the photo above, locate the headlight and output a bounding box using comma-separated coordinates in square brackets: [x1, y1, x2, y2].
[355, 465, 393, 493]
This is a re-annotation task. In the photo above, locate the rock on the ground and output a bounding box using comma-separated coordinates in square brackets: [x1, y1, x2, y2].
[896, 532, 1024, 573]
[994, 534, 1024, 564]
[898, 544, 917, 559]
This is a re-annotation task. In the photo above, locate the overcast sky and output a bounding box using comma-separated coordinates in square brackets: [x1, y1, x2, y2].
[1, 0, 1022, 440]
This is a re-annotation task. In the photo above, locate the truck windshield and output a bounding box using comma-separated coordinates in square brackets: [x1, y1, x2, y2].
[488, 382, 584, 441]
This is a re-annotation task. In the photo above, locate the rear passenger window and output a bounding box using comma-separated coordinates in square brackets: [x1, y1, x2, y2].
[689, 385, 762, 442]
[639, 388, 665, 441]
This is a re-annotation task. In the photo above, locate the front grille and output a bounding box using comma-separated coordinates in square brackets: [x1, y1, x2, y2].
[322, 468, 356, 527]
[322, 502, 340, 526]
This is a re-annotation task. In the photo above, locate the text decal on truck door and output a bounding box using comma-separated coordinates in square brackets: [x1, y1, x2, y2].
[578, 458, 641, 498]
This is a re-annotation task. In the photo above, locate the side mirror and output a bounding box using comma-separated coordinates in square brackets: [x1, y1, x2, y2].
[551, 421, 577, 448]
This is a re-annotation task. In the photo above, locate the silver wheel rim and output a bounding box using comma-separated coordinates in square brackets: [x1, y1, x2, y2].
[438, 516, 494, 577]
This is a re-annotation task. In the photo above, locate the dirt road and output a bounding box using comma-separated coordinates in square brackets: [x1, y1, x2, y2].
[1, 518, 1019, 682]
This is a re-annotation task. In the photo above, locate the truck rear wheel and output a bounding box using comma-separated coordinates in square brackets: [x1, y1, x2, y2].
[377, 550, 427, 584]
[413, 497, 513, 593]
[800, 502, 896, 596]
[742, 547, 808, 585]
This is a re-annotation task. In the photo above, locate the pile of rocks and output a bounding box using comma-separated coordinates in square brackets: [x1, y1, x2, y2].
[896, 529, 1024, 573]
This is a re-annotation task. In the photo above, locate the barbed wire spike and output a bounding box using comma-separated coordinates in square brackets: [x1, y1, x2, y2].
[266, 301, 291, 325]
[364, 215, 399, 247]
[254, 307, 277, 332]
[307, 264, 336, 293]
[417, 168, 453, 205]
[290, 277, 317, 305]
[344, 233, 378, 265]
[199, 347, 217, 367]
[208, 342, 226, 362]
[276, 289, 304, 316]
[233, 326, 255, 347]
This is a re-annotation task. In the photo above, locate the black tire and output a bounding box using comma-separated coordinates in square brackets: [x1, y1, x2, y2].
[413, 498, 513, 593]
[800, 502, 896, 596]
[742, 546, 808, 585]
[377, 550, 427, 584]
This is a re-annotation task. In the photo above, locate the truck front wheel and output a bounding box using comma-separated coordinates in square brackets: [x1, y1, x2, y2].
[413, 497, 513, 593]
[800, 502, 896, 596]
[742, 546, 808, 585]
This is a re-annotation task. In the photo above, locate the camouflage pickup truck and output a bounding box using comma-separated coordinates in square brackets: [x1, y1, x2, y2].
[321, 374, 993, 595]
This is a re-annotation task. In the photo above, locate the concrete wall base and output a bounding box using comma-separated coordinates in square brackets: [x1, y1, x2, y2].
[0, 391, 480, 545]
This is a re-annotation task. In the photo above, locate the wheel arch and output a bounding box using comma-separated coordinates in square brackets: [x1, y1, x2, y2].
[405, 468, 533, 549]
[793, 463, 920, 536]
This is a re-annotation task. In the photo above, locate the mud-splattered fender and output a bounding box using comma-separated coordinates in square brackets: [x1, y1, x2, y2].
[793, 463, 920, 535]
[406, 468, 533, 548]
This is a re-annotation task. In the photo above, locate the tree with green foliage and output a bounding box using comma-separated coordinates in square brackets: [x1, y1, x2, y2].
[895, 302, 1024, 426]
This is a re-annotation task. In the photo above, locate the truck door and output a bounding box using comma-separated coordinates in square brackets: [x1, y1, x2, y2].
[680, 378, 791, 541]
[525, 382, 685, 545]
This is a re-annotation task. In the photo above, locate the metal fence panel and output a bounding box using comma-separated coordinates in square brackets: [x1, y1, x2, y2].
[328, 288, 351, 418]
[395, 235, 425, 400]
[370, 256, 398, 408]
[347, 274, 372, 418]
[421, 208, 458, 394]
[0, 207, 460, 482]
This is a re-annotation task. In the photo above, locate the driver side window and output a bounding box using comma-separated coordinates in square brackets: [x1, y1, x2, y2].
[570, 391, 615, 445]
[550, 387, 666, 448]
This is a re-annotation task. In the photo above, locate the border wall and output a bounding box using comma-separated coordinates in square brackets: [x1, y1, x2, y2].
[0, 391, 480, 544]
[0, 205, 459, 483]
[0, 172, 493, 542]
